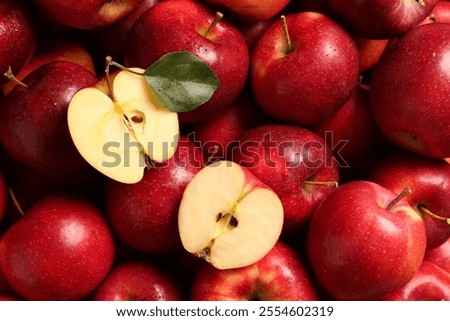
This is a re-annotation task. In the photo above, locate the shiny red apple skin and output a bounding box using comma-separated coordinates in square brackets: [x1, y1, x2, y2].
[124, 0, 249, 123]
[314, 85, 389, 178]
[0, 61, 96, 179]
[368, 151, 450, 249]
[2, 37, 96, 95]
[419, 0, 450, 25]
[370, 22, 450, 158]
[353, 36, 389, 73]
[307, 181, 427, 300]
[381, 261, 450, 301]
[202, 0, 291, 21]
[93, 261, 183, 301]
[100, 0, 161, 59]
[31, 0, 145, 30]
[251, 12, 359, 127]
[324, 0, 439, 39]
[0, 170, 7, 223]
[425, 238, 450, 273]
[0, 0, 36, 85]
[190, 94, 268, 163]
[191, 242, 319, 300]
[240, 19, 274, 50]
[104, 138, 203, 254]
[0, 194, 115, 300]
[232, 124, 339, 236]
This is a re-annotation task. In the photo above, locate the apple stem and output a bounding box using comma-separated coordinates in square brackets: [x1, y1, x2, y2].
[416, 0, 426, 6]
[4, 66, 28, 88]
[106, 58, 144, 77]
[281, 15, 293, 54]
[205, 145, 220, 166]
[105, 56, 118, 103]
[304, 180, 339, 187]
[418, 206, 450, 225]
[203, 12, 224, 39]
[386, 187, 411, 211]
[8, 188, 24, 216]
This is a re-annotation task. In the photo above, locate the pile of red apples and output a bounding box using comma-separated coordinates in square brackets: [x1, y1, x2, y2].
[0, 0, 449, 301]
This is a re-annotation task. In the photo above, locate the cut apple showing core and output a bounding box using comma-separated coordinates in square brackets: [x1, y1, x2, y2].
[178, 160, 284, 270]
[68, 68, 179, 184]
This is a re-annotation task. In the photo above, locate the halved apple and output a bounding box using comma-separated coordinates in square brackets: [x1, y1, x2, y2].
[68, 68, 179, 184]
[178, 160, 284, 270]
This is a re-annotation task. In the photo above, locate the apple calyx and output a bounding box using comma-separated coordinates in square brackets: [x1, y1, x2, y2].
[418, 205, 450, 225]
[178, 160, 284, 270]
[3, 66, 28, 89]
[280, 15, 294, 55]
[386, 186, 412, 210]
[203, 12, 224, 40]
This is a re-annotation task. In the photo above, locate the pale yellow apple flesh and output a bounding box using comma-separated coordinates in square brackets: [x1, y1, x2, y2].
[68, 68, 179, 184]
[178, 160, 284, 269]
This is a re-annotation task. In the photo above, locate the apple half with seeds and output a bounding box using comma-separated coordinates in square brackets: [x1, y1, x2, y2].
[178, 160, 284, 270]
[67, 68, 179, 184]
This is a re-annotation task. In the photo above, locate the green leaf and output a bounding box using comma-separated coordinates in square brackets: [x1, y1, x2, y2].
[143, 51, 220, 113]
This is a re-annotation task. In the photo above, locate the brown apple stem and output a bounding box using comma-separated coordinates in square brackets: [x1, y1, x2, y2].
[281, 15, 293, 54]
[304, 180, 339, 187]
[416, 0, 426, 6]
[205, 145, 220, 166]
[105, 56, 118, 103]
[203, 12, 224, 39]
[8, 188, 24, 216]
[418, 206, 450, 225]
[386, 187, 411, 211]
[107, 59, 144, 77]
[4, 66, 28, 88]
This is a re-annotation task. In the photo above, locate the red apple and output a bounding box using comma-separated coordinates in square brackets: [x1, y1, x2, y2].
[93, 261, 183, 301]
[124, 0, 249, 123]
[190, 242, 319, 300]
[31, 0, 145, 29]
[314, 85, 389, 179]
[381, 261, 450, 300]
[2, 37, 96, 95]
[104, 137, 203, 254]
[201, 0, 291, 21]
[100, 0, 161, 59]
[368, 151, 450, 249]
[425, 238, 450, 273]
[353, 36, 389, 73]
[370, 23, 450, 158]
[251, 12, 359, 127]
[324, 0, 439, 38]
[0, 235, 14, 297]
[189, 93, 268, 163]
[178, 160, 284, 270]
[0, 194, 115, 300]
[0, 61, 96, 179]
[1, 154, 103, 225]
[419, 0, 450, 25]
[307, 180, 427, 300]
[0, 0, 36, 85]
[232, 124, 339, 236]
[0, 169, 6, 223]
[240, 19, 274, 49]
